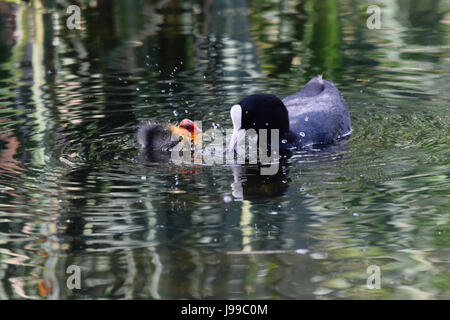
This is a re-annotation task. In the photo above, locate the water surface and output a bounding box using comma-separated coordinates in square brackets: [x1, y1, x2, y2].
[0, 0, 449, 299]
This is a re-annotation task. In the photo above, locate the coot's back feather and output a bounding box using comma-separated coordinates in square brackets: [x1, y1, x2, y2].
[282, 76, 351, 147]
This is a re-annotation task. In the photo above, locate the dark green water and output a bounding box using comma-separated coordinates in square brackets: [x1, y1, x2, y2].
[0, 0, 448, 299]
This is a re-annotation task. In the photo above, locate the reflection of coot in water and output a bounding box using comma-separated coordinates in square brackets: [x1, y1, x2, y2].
[230, 141, 351, 202]
[231, 160, 291, 202]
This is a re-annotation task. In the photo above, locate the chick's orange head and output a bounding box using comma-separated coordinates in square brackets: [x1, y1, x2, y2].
[171, 119, 202, 143]
[179, 119, 202, 134]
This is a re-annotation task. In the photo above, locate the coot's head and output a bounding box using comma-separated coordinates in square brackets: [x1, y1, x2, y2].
[229, 94, 291, 152]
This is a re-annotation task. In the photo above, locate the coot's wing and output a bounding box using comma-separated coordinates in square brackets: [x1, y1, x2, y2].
[282, 77, 351, 147]
[284, 75, 325, 103]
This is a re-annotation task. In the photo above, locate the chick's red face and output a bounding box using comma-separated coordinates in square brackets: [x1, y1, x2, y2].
[170, 119, 202, 144]
[179, 119, 201, 134]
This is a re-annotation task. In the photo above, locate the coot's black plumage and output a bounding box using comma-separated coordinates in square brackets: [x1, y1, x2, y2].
[138, 124, 180, 152]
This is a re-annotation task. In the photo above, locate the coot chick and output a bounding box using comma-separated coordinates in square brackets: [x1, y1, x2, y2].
[138, 119, 201, 160]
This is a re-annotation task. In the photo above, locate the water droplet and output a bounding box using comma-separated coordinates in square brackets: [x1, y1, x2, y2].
[223, 195, 232, 203]
[269, 211, 278, 215]
[281, 139, 287, 144]
[141, 176, 147, 181]
[299, 132, 305, 137]
[161, 89, 165, 93]
[352, 212, 359, 216]
[304, 116, 309, 122]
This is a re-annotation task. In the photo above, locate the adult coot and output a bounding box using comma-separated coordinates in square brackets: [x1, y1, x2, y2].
[229, 75, 352, 152]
